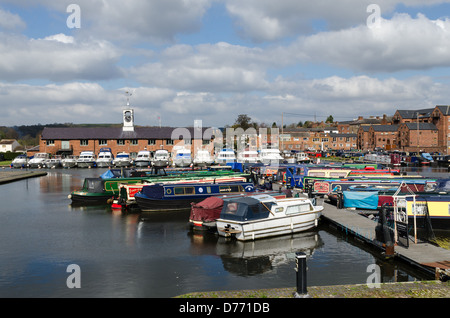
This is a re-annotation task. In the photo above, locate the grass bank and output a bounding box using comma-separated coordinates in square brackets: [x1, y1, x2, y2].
[177, 280, 450, 298]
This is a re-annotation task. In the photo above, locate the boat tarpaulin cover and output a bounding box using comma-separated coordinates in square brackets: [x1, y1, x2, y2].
[83, 178, 105, 193]
[220, 197, 272, 222]
[343, 191, 379, 210]
[140, 184, 165, 199]
[190, 196, 224, 222]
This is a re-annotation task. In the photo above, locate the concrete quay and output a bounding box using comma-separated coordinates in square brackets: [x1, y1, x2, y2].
[0, 169, 47, 184]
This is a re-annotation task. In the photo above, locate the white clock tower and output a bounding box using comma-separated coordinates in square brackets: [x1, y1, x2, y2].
[122, 91, 134, 132]
[123, 108, 134, 131]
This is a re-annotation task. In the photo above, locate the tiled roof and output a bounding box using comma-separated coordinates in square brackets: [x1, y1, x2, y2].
[402, 123, 438, 130]
[370, 124, 399, 132]
[396, 108, 434, 119]
[436, 105, 450, 116]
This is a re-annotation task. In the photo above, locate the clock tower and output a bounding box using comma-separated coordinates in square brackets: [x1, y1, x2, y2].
[123, 109, 134, 131]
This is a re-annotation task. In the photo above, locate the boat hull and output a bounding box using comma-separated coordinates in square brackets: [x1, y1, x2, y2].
[216, 211, 321, 241]
[96, 160, 112, 168]
[134, 160, 151, 167]
[68, 192, 114, 205]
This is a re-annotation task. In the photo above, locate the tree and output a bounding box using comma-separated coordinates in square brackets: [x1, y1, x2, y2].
[232, 114, 253, 130]
[326, 115, 334, 123]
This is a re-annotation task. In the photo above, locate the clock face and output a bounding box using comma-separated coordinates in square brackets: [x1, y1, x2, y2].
[124, 111, 132, 122]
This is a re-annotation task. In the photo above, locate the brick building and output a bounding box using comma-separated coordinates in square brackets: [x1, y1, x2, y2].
[398, 122, 439, 152]
[35, 109, 216, 158]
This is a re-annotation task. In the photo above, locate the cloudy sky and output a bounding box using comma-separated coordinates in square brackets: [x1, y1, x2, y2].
[1, 1, 450, 128]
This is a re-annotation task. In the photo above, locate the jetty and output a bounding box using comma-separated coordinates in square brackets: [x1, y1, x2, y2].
[320, 201, 450, 280]
[0, 170, 47, 185]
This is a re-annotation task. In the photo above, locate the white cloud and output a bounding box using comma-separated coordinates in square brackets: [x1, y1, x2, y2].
[0, 8, 26, 31]
[298, 13, 450, 72]
[0, 33, 122, 81]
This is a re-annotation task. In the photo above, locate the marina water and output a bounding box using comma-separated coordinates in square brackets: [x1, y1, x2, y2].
[0, 166, 448, 297]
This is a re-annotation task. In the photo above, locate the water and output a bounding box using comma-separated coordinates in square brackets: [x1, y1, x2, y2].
[0, 166, 447, 298]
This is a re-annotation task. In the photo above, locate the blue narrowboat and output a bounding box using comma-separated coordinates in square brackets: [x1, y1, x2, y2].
[134, 181, 256, 212]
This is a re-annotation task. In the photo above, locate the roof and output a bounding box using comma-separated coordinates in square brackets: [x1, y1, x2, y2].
[41, 126, 212, 140]
[435, 105, 450, 116]
[370, 124, 399, 132]
[0, 139, 18, 145]
[401, 123, 438, 130]
[395, 108, 434, 119]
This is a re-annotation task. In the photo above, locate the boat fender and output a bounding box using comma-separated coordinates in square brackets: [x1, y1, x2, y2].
[67, 194, 72, 199]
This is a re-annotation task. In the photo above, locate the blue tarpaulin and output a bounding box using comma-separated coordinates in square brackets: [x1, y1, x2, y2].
[100, 170, 116, 179]
[343, 191, 379, 210]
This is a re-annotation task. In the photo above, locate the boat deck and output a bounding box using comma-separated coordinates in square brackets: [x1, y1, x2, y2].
[320, 201, 450, 279]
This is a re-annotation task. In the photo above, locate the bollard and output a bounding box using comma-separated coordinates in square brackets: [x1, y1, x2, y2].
[293, 252, 309, 298]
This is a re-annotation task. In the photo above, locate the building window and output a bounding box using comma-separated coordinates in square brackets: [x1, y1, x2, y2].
[166, 139, 174, 145]
[148, 139, 156, 145]
[117, 140, 125, 146]
[46, 140, 55, 146]
[203, 140, 210, 145]
[99, 140, 107, 146]
[130, 139, 138, 145]
[80, 140, 89, 146]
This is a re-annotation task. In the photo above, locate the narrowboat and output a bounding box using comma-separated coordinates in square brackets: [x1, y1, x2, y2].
[216, 195, 323, 241]
[77, 151, 96, 168]
[134, 181, 256, 212]
[111, 174, 250, 210]
[69, 169, 251, 205]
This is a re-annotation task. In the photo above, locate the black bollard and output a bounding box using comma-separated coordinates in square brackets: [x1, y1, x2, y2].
[294, 252, 309, 298]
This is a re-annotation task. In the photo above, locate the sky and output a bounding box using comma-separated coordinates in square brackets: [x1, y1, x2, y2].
[1, 1, 450, 128]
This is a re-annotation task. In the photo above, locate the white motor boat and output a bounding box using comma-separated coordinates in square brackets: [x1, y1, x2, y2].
[28, 153, 50, 168]
[152, 149, 170, 168]
[96, 148, 114, 168]
[77, 151, 96, 168]
[45, 156, 62, 169]
[215, 148, 236, 165]
[216, 195, 323, 241]
[237, 149, 259, 163]
[113, 152, 132, 167]
[11, 154, 28, 168]
[134, 150, 152, 168]
[173, 148, 192, 167]
[258, 148, 283, 165]
[296, 152, 311, 164]
[61, 155, 78, 168]
[193, 150, 214, 167]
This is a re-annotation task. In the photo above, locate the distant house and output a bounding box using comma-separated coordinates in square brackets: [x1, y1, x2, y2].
[0, 139, 20, 153]
[368, 125, 399, 151]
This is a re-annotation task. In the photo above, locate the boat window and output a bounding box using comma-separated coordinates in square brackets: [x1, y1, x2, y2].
[275, 207, 284, 213]
[308, 171, 325, 177]
[174, 187, 184, 195]
[330, 172, 348, 178]
[286, 203, 312, 214]
[219, 185, 243, 193]
[184, 187, 194, 195]
[225, 203, 238, 213]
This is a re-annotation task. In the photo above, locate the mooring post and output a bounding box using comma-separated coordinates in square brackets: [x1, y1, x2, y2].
[294, 252, 309, 298]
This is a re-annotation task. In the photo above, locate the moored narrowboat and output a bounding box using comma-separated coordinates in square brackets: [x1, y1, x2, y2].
[134, 181, 256, 212]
